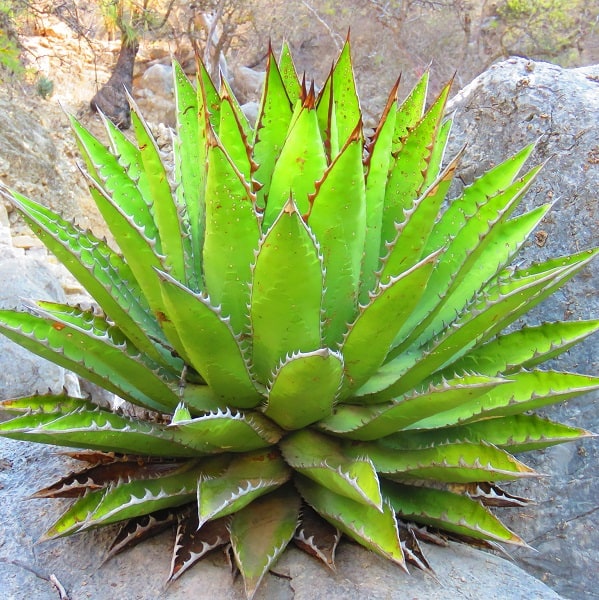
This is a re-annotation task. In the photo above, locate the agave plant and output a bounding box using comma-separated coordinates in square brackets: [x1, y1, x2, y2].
[0, 41, 598, 598]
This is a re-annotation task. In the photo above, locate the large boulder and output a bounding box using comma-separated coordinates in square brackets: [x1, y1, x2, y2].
[0, 438, 563, 600]
[445, 57, 599, 599]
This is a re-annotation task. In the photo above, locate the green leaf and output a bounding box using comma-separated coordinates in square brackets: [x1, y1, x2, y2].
[155, 271, 262, 408]
[0, 408, 198, 457]
[296, 475, 405, 568]
[252, 49, 293, 206]
[361, 82, 398, 300]
[263, 349, 343, 429]
[230, 486, 301, 600]
[198, 58, 221, 130]
[7, 191, 176, 368]
[217, 92, 253, 181]
[385, 414, 595, 453]
[0, 393, 96, 414]
[425, 143, 536, 254]
[330, 38, 361, 148]
[395, 166, 543, 349]
[128, 95, 186, 282]
[280, 429, 382, 509]
[173, 60, 205, 289]
[448, 320, 599, 376]
[308, 126, 366, 345]
[69, 116, 158, 247]
[202, 138, 260, 334]
[379, 150, 463, 283]
[278, 41, 302, 102]
[0, 305, 179, 413]
[347, 440, 536, 482]
[377, 249, 598, 399]
[322, 375, 505, 438]
[42, 461, 207, 539]
[169, 408, 282, 454]
[382, 480, 527, 546]
[392, 72, 429, 154]
[250, 202, 323, 382]
[409, 370, 599, 429]
[381, 81, 451, 248]
[197, 449, 291, 525]
[340, 251, 438, 396]
[263, 95, 328, 228]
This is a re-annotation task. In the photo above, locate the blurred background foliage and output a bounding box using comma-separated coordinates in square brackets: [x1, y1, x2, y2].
[1, 1, 598, 101]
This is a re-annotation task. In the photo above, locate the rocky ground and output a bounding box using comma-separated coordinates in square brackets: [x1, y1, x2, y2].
[0, 20, 598, 600]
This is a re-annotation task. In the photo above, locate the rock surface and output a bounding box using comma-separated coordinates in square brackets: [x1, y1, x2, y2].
[446, 57, 599, 599]
[0, 438, 563, 600]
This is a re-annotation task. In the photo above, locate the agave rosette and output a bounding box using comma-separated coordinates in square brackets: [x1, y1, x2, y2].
[0, 41, 598, 599]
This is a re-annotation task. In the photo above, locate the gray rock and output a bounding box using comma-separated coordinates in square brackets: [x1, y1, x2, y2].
[134, 63, 176, 127]
[0, 96, 84, 227]
[446, 57, 599, 599]
[0, 438, 563, 600]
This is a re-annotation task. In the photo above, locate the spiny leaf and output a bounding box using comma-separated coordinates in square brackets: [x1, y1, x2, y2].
[155, 271, 262, 408]
[448, 320, 599, 377]
[6, 190, 175, 367]
[321, 375, 505, 438]
[263, 349, 343, 430]
[128, 93, 186, 282]
[252, 49, 294, 205]
[296, 475, 405, 569]
[263, 96, 328, 228]
[392, 72, 429, 154]
[340, 251, 438, 396]
[278, 41, 302, 103]
[346, 440, 537, 483]
[379, 149, 464, 283]
[396, 165, 543, 348]
[280, 429, 382, 509]
[361, 80, 399, 299]
[381, 81, 451, 248]
[230, 485, 301, 600]
[425, 143, 536, 254]
[0, 393, 96, 415]
[0, 409, 199, 457]
[202, 138, 260, 334]
[383, 480, 527, 546]
[105, 507, 180, 562]
[387, 413, 595, 453]
[448, 482, 531, 508]
[217, 91, 254, 182]
[173, 60, 205, 289]
[41, 461, 207, 540]
[329, 37, 361, 150]
[409, 370, 599, 429]
[0, 306, 179, 413]
[197, 449, 291, 525]
[250, 202, 323, 382]
[374, 250, 598, 400]
[169, 408, 282, 454]
[31, 457, 184, 498]
[307, 124, 366, 345]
